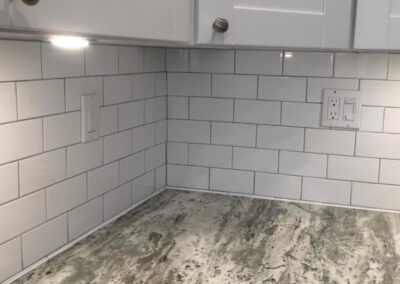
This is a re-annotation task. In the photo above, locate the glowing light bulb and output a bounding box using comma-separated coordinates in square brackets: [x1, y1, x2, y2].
[50, 36, 89, 49]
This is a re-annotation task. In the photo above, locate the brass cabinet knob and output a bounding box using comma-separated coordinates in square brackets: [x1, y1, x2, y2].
[213, 17, 229, 33]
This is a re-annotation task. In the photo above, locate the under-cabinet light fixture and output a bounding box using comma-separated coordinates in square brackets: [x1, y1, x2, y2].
[50, 35, 89, 49]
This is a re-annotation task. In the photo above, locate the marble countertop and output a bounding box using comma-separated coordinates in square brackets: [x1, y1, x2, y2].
[13, 189, 400, 284]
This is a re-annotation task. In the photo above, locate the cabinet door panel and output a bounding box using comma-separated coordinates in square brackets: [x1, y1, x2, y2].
[0, 0, 11, 27]
[354, 0, 391, 49]
[197, 0, 352, 48]
[354, 0, 400, 50]
[10, 0, 191, 42]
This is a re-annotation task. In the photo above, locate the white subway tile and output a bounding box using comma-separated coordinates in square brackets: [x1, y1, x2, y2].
[17, 79, 65, 119]
[118, 46, 144, 74]
[388, 54, 400, 80]
[22, 214, 67, 267]
[145, 144, 166, 171]
[0, 190, 45, 244]
[118, 101, 144, 131]
[132, 73, 156, 100]
[132, 172, 155, 203]
[65, 77, 103, 111]
[67, 139, 102, 177]
[168, 96, 188, 119]
[257, 125, 304, 151]
[46, 174, 87, 219]
[68, 197, 103, 240]
[103, 130, 132, 164]
[0, 237, 21, 283]
[100, 106, 118, 136]
[0, 119, 43, 164]
[155, 73, 167, 97]
[259, 76, 306, 102]
[380, 159, 400, 185]
[328, 155, 379, 182]
[305, 129, 355, 155]
[168, 73, 211, 97]
[155, 165, 166, 190]
[44, 111, 81, 150]
[279, 151, 327, 178]
[360, 107, 384, 132]
[212, 74, 257, 99]
[0, 82, 17, 123]
[155, 120, 167, 144]
[307, 78, 359, 103]
[189, 144, 232, 168]
[145, 97, 167, 123]
[166, 48, 189, 72]
[168, 120, 210, 143]
[255, 173, 301, 200]
[384, 108, 400, 133]
[233, 147, 278, 173]
[41, 43, 84, 78]
[132, 124, 156, 153]
[168, 142, 188, 165]
[144, 47, 165, 72]
[190, 97, 233, 122]
[356, 132, 400, 159]
[235, 50, 282, 75]
[119, 151, 145, 185]
[103, 75, 132, 105]
[302, 178, 351, 205]
[234, 99, 280, 125]
[0, 162, 18, 204]
[212, 122, 256, 147]
[361, 80, 400, 107]
[87, 162, 119, 199]
[167, 165, 209, 189]
[210, 169, 254, 194]
[335, 53, 388, 79]
[284, 51, 333, 77]
[104, 183, 132, 220]
[282, 102, 322, 128]
[190, 49, 234, 73]
[20, 149, 66, 196]
[352, 183, 400, 211]
[85, 45, 118, 76]
[0, 40, 41, 82]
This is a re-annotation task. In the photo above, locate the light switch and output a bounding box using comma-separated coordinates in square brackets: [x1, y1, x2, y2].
[343, 99, 355, 121]
[321, 89, 362, 129]
[81, 93, 100, 143]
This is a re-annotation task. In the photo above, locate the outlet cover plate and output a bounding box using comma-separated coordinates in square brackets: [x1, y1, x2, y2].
[321, 89, 362, 129]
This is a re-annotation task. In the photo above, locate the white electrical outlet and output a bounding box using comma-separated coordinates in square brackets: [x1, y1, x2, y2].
[322, 89, 362, 129]
[327, 97, 340, 120]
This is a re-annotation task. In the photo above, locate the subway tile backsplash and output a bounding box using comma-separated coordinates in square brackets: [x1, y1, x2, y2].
[166, 48, 400, 214]
[0, 40, 166, 282]
[4, 40, 400, 282]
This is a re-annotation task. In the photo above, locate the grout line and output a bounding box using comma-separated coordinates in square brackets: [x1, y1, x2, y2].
[326, 155, 329, 178]
[300, 176, 304, 200]
[20, 236, 24, 271]
[39, 42, 43, 79]
[378, 159, 382, 183]
[350, 182, 353, 205]
[382, 107, 387, 131]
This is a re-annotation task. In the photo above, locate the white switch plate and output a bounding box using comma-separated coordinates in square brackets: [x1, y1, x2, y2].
[81, 93, 100, 143]
[321, 89, 362, 129]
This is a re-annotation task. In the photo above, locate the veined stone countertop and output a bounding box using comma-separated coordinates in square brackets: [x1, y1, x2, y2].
[13, 189, 400, 284]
